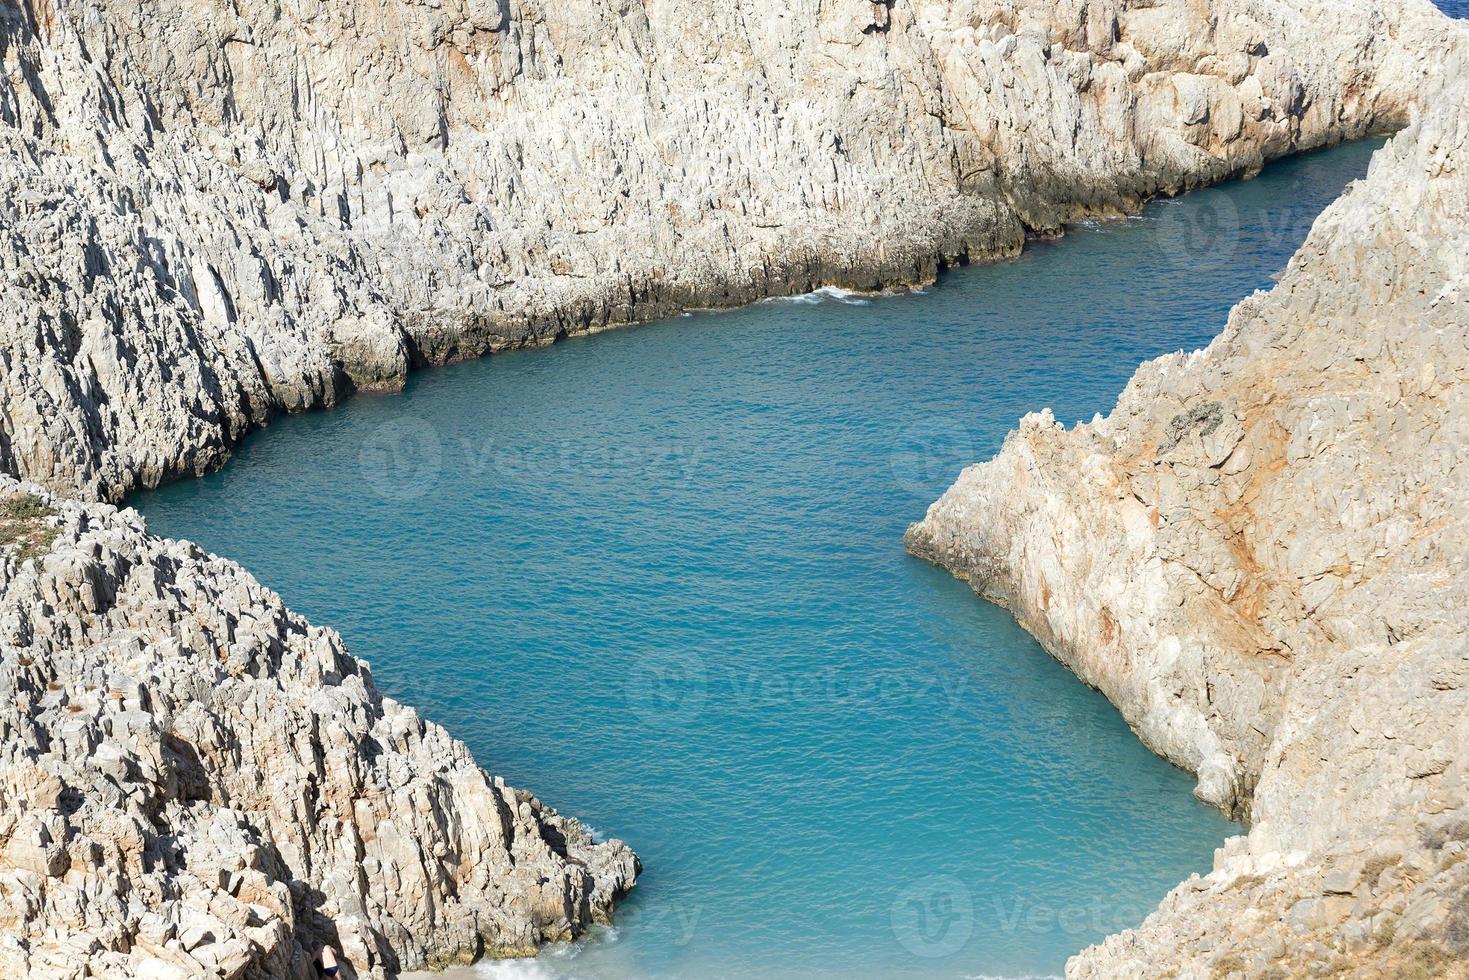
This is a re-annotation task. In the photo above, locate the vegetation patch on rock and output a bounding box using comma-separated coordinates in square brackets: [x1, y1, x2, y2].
[0, 492, 57, 562]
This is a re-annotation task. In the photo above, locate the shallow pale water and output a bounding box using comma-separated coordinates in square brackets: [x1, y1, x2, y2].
[133, 140, 1381, 980]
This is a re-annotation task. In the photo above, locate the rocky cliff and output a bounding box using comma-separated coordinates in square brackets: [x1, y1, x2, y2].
[0, 478, 638, 978]
[1, 0, 1461, 502]
[907, 43, 1469, 980]
[5, 0, 1469, 977]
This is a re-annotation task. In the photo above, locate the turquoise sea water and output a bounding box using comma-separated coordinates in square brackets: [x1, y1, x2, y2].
[133, 140, 1381, 979]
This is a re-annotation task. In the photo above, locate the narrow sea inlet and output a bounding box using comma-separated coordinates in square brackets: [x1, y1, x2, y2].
[133, 141, 1379, 979]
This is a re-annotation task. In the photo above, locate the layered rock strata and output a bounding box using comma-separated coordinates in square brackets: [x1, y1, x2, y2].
[907, 55, 1469, 980]
[0, 478, 639, 978]
[1, 0, 1463, 501]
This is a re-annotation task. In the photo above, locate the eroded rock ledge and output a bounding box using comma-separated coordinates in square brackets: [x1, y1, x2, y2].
[1, 0, 1463, 502]
[0, 478, 639, 978]
[907, 45, 1469, 980]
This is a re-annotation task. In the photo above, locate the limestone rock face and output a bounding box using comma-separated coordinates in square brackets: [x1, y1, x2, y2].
[907, 52, 1469, 980]
[0, 479, 638, 978]
[1, 0, 1462, 502]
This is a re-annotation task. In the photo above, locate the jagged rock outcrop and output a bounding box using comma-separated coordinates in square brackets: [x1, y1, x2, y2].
[5, 0, 1469, 976]
[1, 0, 1463, 502]
[0, 478, 638, 978]
[907, 49, 1469, 980]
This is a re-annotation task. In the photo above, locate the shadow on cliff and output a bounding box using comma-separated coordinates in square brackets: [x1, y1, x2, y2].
[0, 0, 58, 127]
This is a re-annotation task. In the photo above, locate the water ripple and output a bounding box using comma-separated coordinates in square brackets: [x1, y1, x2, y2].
[133, 141, 1382, 979]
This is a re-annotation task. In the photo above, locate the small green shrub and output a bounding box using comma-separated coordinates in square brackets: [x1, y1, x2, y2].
[0, 493, 58, 561]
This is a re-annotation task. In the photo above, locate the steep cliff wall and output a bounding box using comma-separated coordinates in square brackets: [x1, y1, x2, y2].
[0, 478, 638, 978]
[5, 1, 1469, 977]
[0, 0, 1460, 502]
[907, 53, 1469, 979]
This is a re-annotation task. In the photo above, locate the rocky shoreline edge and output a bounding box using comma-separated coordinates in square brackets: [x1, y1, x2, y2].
[0, 478, 638, 977]
[4, 0, 1461, 504]
[2, 0, 1468, 977]
[907, 42, 1469, 980]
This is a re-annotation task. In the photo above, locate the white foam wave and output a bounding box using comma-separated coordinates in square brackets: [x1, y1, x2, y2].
[759, 285, 874, 306]
[406, 925, 621, 980]
[812, 285, 873, 304]
[468, 960, 559, 979]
